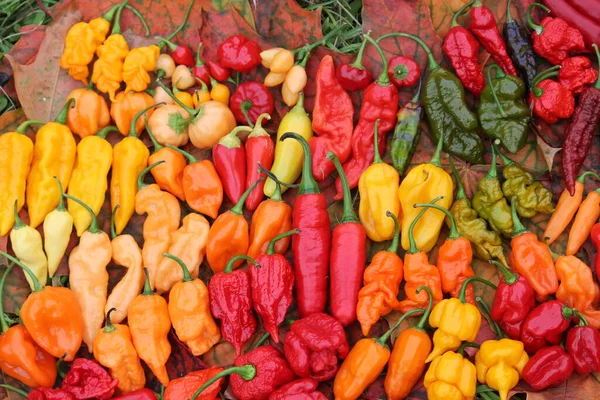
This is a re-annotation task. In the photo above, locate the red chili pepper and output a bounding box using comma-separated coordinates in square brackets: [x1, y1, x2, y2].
[269, 378, 327, 400]
[218, 35, 262, 72]
[521, 300, 575, 354]
[387, 55, 421, 88]
[250, 229, 298, 343]
[489, 260, 536, 340]
[230, 82, 275, 126]
[468, 0, 517, 75]
[213, 126, 252, 204]
[283, 313, 349, 381]
[565, 318, 600, 375]
[164, 368, 224, 400]
[209, 254, 257, 355]
[157, 37, 194, 67]
[207, 60, 231, 82]
[522, 346, 574, 390]
[542, 0, 600, 50]
[334, 36, 398, 200]
[442, 0, 485, 96]
[61, 358, 118, 400]
[327, 152, 366, 326]
[245, 114, 274, 211]
[592, 222, 600, 278]
[29, 388, 75, 400]
[310, 55, 355, 181]
[559, 56, 599, 94]
[113, 388, 157, 400]
[561, 44, 600, 195]
[192, 42, 211, 85]
[528, 66, 575, 124]
[335, 33, 373, 91]
[280, 133, 331, 317]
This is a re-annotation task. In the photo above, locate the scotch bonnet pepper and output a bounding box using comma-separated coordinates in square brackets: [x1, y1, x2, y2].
[218, 35, 262, 72]
[521, 300, 575, 354]
[522, 346, 574, 390]
[424, 348, 477, 400]
[565, 317, 600, 375]
[528, 66, 575, 124]
[230, 81, 274, 125]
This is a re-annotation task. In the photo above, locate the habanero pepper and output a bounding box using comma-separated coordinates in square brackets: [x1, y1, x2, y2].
[245, 114, 274, 211]
[388, 55, 420, 88]
[390, 82, 423, 176]
[503, 0, 537, 91]
[145, 120, 186, 200]
[424, 345, 477, 400]
[592, 222, 600, 278]
[528, 66, 575, 124]
[565, 316, 600, 375]
[522, 346, 574, 390]
[213, 126, 253, 204]
[559, 56, 598, 94]
[146, 83, 191, 147]
[281, 133, 331, 317]
[230, 82, 274, 125]
[567, 187, 600, 255]
[43, 178, 73, 279]
[164, 367, 224, 400]
[521, 300, 575, 354]
[110, 90, 155, 136]
[336, 32, 373, 91]
[218, 35, 262, 72]
[61, 358, 118, 400]
[65, 84, 110, 138]
[269, 379, 326, 400]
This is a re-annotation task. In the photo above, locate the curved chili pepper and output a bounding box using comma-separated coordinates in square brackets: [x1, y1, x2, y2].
[213, 126, 252, 204]
[43, 178, 73, 280]
[336, 32, 373, 91]
[207, 60, 231, 82]
[10, 202, 47, 291]
[521, 300, 575, 354]
[390, 84, 422, 176]
[503, 0, 537, 91]
[567, 188, 600, 255]
[245, 114, 274, 211]
[230, 82, 274, 126]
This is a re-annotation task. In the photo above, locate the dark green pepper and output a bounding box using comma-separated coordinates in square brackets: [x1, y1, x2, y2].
[503, 0, 537, 91]
[472, 142, 514, 237]
[495, 143, 555, 218]
[391, 82, 422, 176]
[447, 156, 509, 267]
[478, 64, 531, 153]
[378, 32, 484, 164]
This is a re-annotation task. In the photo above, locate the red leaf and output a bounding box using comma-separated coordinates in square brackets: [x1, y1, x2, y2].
[254, 0, 322, 47]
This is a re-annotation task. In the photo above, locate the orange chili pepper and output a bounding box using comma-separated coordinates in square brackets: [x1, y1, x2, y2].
[128, 269, 172, 386]
[0, 251, 83, 361]
[356, 211, 403, 336]
[105, 205, 144, 324]
[510, 197, 558, 302]
[110, 91, 155, 136]
[66, 84, 110, 138]
[93, 308, 146, 393]
[396, 197, 444, 313]
[567, 188, 600, 255]
[155, 213, 210, 294]
[135, 161, 181, 289]
[146, 120, 186, 200]
[206, 178, 264, 273]
[168, 145, 223, 219]
[164, 367, 225, 400]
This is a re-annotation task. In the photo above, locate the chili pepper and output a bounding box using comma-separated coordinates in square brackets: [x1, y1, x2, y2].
[521, 300, 575, 354]
[333, 308, 425, 400]
[593, 222, 600, 278]
[207, 60, 231, 81]
[424, 347, 477, 400]
[145, 100, 191, 148]
[26, 99, 77, 228]
[567, 190, 600, 255]
[335, 33, 372, 91]
[230, 82, 274, 125]
[388, 55, 420, 88]
[0, 251, 84, 361]
[392, 32, 485, 163]
[245, 114, 274, 211]
[385, 287, 434, 400]
[503, 0, 537, 91]
[164, 367, 224, 400]
[218, 35, 261, 72]
[559, 56, 598, 94]
[28, 387, 75, 399]
[472, 143, 513, 237]
[192, 43, 211, 84]
[155, 213, 210, 294]
[157, 37, 194, 67]
[43, 178, 73, 278]
[565, 316, 600, 375]
[415, 202, 475, 303]
[208, 75, 230, 106]
[168, 145, 223, 218]
[0, 265, 57, 388]
[489, 260, 536, 340]
[562, 45, 600, 196]
[479, 67, 530, 153]
[65, 85, 110, 138]
[529, 66, 575, 124]
[522, 345, 574, 390]
[398, 136, 454, 251]
[527, 3, 587, 64]
[110, 91, 155, 136]
[334, 36, 398, 198]
[442, 0, 485, 96]
[263, 93, 313, 197]
[213, 126, 252, 204]
[396, 197, 444, 313]
[310, 55, 354, 181]
[282, 63, 309, 107]
[447, 157, 509, 265]
[496, 146, 554, 218]
[390, 83, 423, 176]
[173, 86, 194, 109]
[284, 313, 349, 381]
[92, 308, 145, 394]
[105, 206, 144, 324]
[114, 389, 158, 400]
[128, 270, 172, 385]
[280, 133, 331, 317]
[61, 358, 118, 400]
[10, 202, 47, 290]
[172, 66, 196, 91]
[156, 53, 176, 78]
[193, 79, 212, 107]
[543, 0, 600, 50]
[269, 378, 325, 400]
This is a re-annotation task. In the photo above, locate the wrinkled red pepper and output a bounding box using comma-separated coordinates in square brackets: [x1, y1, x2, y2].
[230, 81, 274, 125]
[193, 42, 211, 85]
[29, 388, 75, 400]
[164, 368, 224, 400]
[335, 33, 373, 91]
[521, 300, 575, 354]
[565, 318, 600, 375]
[207, 60, 231, 82]
[559, 56, 599, 94]
[245, 114, 274, 211]
[387, 55, 421, 88]
[213, 126, 251, 204]
[113, 389, 157, 400]
[158, 37, 194, 67]
[592, 222, 600, 278]
[528, 66, 575, 124]
[283, 313, 349, 382]
[269, 378, 326, 400]
[61, 358, 118, 400]
[218, 35, 261, 72]
[522, 346, 574, 390]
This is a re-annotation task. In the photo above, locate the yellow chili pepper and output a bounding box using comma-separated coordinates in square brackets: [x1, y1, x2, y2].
[26, 99, 77, 229]
[192, 80, 211, 108]
[43, 178, 73, 278]
[264, 93, 313, 197]
[282, 65, 307, 106]
[358, 119, 401, 242]
[264, 71, 287, 87]
[260, 47, 285, 68]
[476, 338, 528, 400]
[10, 202, 47, 290]
[270, 49, 294, 74]
[174, 89, 194, 109]
[424, 350, 477, 400]
[122, 45, 160, 94]
[398, 136, 453, 252]
[209, 76, 230, 106]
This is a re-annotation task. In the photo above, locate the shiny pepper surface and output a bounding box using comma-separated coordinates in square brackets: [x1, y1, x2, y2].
[10, 204, 47, 291]
[146, 126, 186, 201]
[565, 323, 600, 375]
[559, 56, 599, 94]
[65, 86, 110, 138]
[123, 45, 160, 94]
[270, 378, 326, 400]
[61, 358, 118, 399]
[284, 313, 349, 381]
[503, 0, 537, 91]
[218, 35, 261, 72]
[521, 301, 574, 354]
[110, 91, 155, 136]
[164, 367, 224, 400]
[424, 351, 477, 400]
[213, 126, 252, 204]
[244, 114, 274, 211]
[230, 82, 274, 125]
[475, 339, 529, 400]
[28, 387, 74, 399]
[390, 88, 423, 176]
[522, 346, 574, 390]
[43, 179, 73, 279]
[529, 77, 575, 124]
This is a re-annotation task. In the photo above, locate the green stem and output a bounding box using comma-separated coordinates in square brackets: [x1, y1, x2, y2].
[487, 65, 507, 118]
[110, 0, 130, 35]
[459, 276, 497, 303]
[414, 286, 434, 331]
[102, 3, 122, 22]
[408, 196, 445, 254]
[350, 30, 371, 69]
[452, 0, 475, 27]
[224, 254, 258, 274]
[230, 178, 265, 216]
[123, 5, 150, 36]
[156, 80, 196, 115]
[476, 297, 504, 339]
[365, 36, 389, 85]
[130, 103, 164, 138]
[0, 251, 43, 292]
[372, 119, 382, 164]
[12, 201, 24, 230]
[167, 144, 197, 164]
[280, 133, 319, 195]
[492, 142, 514, 166]
[505, 0, 514, 23]
[96, 126, 120, 139]
[429, 135, 443, 167]
[531, 66, 560, 97]
[0, 385, 28, 398]
[218, 126, 253, 149]
[526, 3, 550, 35]
[376, 308, 425, 346]
[155, 36, 177, 51]
[510, 196, 528, 236]
[486, 140, 498, 179]
[267, 229, 300, 255]
[110, 205, 119, 240]
[138, 161, 165, 189]
[103, 308, 117, 333]
[575, 310, 588, 326]
[162, 0, 194, 44]
[447, 156, 467, 200]
[327, 152, 358, 223]
[251, 332, 271, 350]
[577, 171, 600, 183]
[489, 260, 518, 285]
[258, 165, 297, 202]
[142, 268, 154, 295]
[377, 32, 439, 72]
[593, 44, 600, 89]
[413, 203, 459, 239]
[562, 306, 575, 319]
[63, 193, 100, 234]
[457, 341, 480, 356]
[240, 101, 254, 127]
[163, 253, 192, 282]
[385, 211, 401, 253]
[190, 365, 256, 400]
[53, 177, 66, 212]
[0, 263, 14, 334]
[195, 42, 204, 66]
[145, 120, 163, 151]
[15, 120, 44, 133]
[248, 114, 271, 138]
[299, 25, 344, 54]
[55, 98, 75, 124]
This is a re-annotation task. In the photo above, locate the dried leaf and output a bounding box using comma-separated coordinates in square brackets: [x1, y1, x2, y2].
[254, 0, 322, 47]
[425, 0, 469, 38]
[536, 134, 561, 174]
[511, 373, 600, 399]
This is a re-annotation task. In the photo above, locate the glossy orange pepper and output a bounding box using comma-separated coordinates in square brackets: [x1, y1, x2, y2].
[110, 90, 155, 136]
[164, 367, 225, 400]
[65, 85, 110, 138]
[566, 189, 600, 255]
[206, 179, 263, 273]
[0, 251, 83, 361]
[155, 213, 210, 294]
[556, 254, 600, 329]
[146, 120, 186, 200]
[128, 270, 172, 386]
[135, 162, 181, 289]
[168, 145, 223, 219]
[93, 308, 146, 393]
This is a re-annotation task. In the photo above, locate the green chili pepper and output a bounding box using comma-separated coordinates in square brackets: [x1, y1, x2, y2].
[391, 81, 423, 176]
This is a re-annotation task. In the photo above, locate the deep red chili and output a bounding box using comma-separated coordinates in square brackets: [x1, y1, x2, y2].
[213, 126, 250, 204]
[542, 0, 600, 50]
[335, 33, 373, 91]
[565, 318, 600, 375]
[207, 60, 231, 82]
[158, 37, 194, 67]
[521, 300, 575, 354]
[280, 133, 330, 317]
[28, 388, 75, 400]
[388, 55, 421, 88]
[558, 56, 599, 94]
[269, 378, 327, 400]
[245, 114, 274, 211]
[522, 346, 574, 390]
[591, 223, 600, 278]
[192, 42, 211, 85]
[217, 35, 262, 72]
[528, 66, 575, 124]
[230, 81, 275, 125]
[113, 389, 157, 400]
[61, 358, 118, 400]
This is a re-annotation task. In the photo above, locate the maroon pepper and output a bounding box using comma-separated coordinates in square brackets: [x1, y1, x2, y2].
[157, 37, 194, 67]
[565, 316, 600, 375]
[112, 389, 157, 400]
[327, 152, 367, 326]
[192, 42, 211, 85]
[521, 300, 575, 354]
[209, 254, 257, 355]
[335, 32, 373, 91]
[522, 346, 574, 390]
[61, 358, 118, 400]
[269, 378, 326, 400]
[213, 126, 252, 204]
[245, 114, 274, 211]
[387, 55, 421, 88]
[280, 133, 331, 317]
[218, 35, 262, 72]
[207, 60, 231, 82]
[230, 81, 275, 125]
[489, 260, 536, 340]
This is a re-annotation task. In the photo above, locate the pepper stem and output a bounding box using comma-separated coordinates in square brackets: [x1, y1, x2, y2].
[267, 229, 300, 255]
[0, 251, 43, 292]
[376, 308, 425, 346]
[574, 310, 589, 326]
[138, 161, 164, 189]
[63, 193, 100, 234]
[562, 306, 575, 319]
[451, 0, 475, 27]
[510, 196, 528, 236]
[408, 196, 444, 253]
[15, 120, 44, 134]
[96, 126, 120, 138]
[55, 98, 75, 124]
[526, 3, 550, 35]
[280, 132, 319, 195]
[258, 164, 297, 202]
[163, 253, 193, 282]
[103, 308, 117, 333]
[458, 276, 498, 303]
[476, 297, 504, 339]
[429, 135, 443, 167]
[447, 156, 467, 200]
[248, 113, 271, 138]
[167, 144, 197, 163]
[102, 3, 122, 22]
[577, 171, 600, 183]
[492, 142, 514, 166]
[385, 211, 401, 253]
[195, 42, 204, 66]
[0, 385, 28, 398]
[486, 140, 499, 179]
[12, 201, 24, 230]
[487, 65, 507, 118]
[144, 120, 163, 151]
[350, 30, 371, 69]
[190, 365, 256, 400]
[327, 152, 359, 223]
[414, 203, 459, 239]
[110, 205, 119, 239]
[414, 286, 434, 331]
[224, 254, 259, 274]
[372, 119, 382, 164]
[53, 177, 66, 212]
[365, 36, 389, 85]
[230, 177, 266, 216]
[0, 263, 14, 334]
[240, 100, 254, 127]
[142, 268, 153, 295]
[377, 32, 439, 72]
[489, 260, 518, 285]
[458, 341, 480, 356]
[592, 44, 600, 89]
[218, 126, 253, 149]
[156, 80, 196, 115]
[155, 36, 178, 51]
[531, 66, 560, 96]
[130, 103, 164, 138]
[505, 0, 514, 23]
[110, 0, 130, 35]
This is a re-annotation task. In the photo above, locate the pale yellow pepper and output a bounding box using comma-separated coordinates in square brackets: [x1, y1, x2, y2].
[10, 203, 47, 290]
[43, 178, 73, 278]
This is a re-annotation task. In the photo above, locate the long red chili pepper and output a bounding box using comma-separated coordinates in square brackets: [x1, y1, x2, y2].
[213, 126, 253, 204]
[245, 114, 274, 211]
[591, 222, 600, 279]
[280, 132, 331, 318]
[327, 152, 367, 326]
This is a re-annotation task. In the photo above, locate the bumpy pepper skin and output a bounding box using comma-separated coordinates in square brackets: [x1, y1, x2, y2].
[92, 33, 129, 101]
[559, 56, 599, 94]
[164, 367, 224, 400]
[123, 45, 160, 94]
[522, 346, 574, 390]
[501, 163, 554, 218]
[270, 378, 326, 400]
[110, 91, 155, 136]
[529, 79, 575, 124]
[565, 325, 600, 375]
[424, 351, 477, 400]
[218, 35, 261, 72]
[530, 16, 587, 65]
[10, 210, 48, 290]
[61, 358, 118, 399]
[475, 339, 529, 400]
[65, 87, 110, 138]
[391, 91, 422, 176]
[521, 301, 573, 354]
[60, 18, 110, 84]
